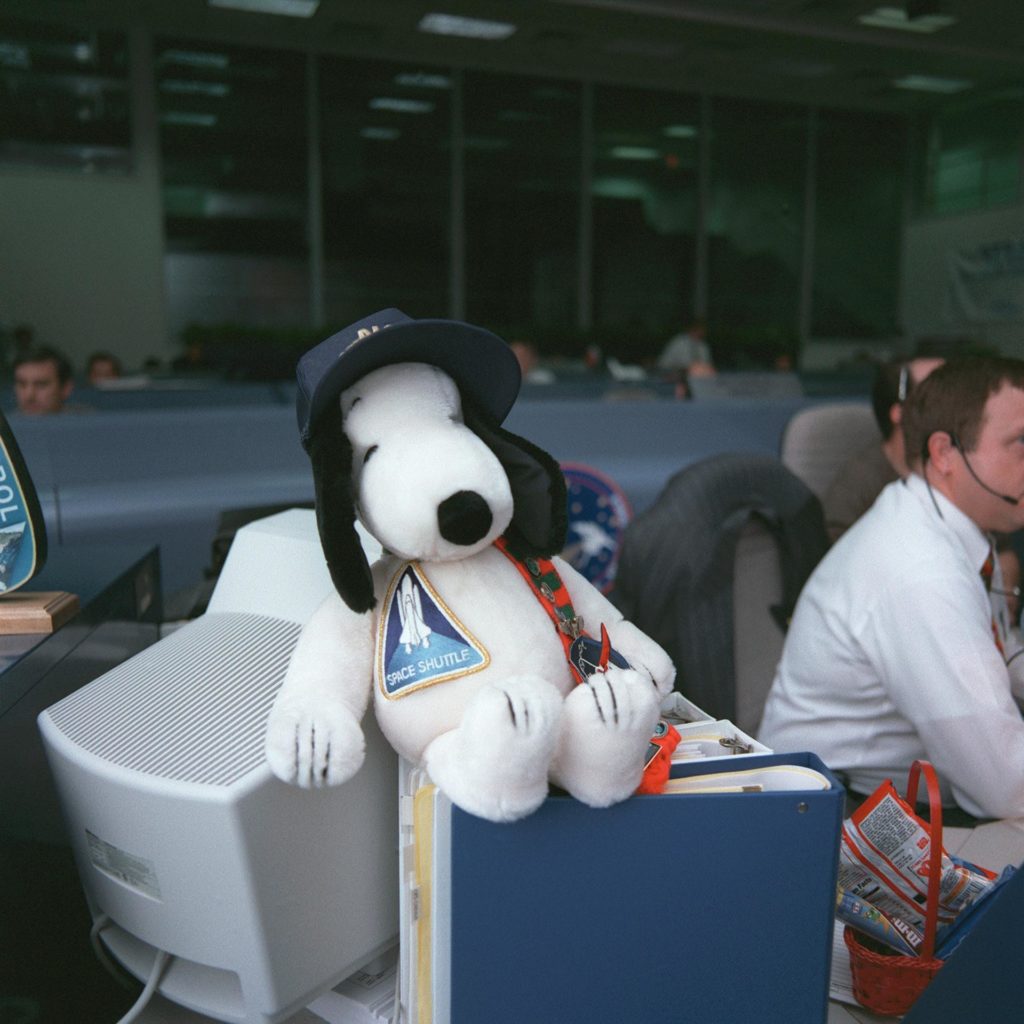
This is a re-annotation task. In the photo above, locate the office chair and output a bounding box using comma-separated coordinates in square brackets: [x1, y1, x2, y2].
[613, 453, 828, 733]
[780, 402, 877, 498]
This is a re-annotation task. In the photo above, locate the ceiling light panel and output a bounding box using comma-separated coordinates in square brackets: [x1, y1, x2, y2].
[369, 97, 435, 113]
[857, 6, 956, 33]
[394, 72, 451, 89]
[360, 126, 401, 140]
[610, 146, 660, 160]
[208, 0, 320, 16]
[161, 80, 231, 97]
[161, 111, 219, 127]
[418, 14, 517, 40]
[0, 43, 30, 69]
[893, 74, 972, 93]
[161, 50, 230, 69]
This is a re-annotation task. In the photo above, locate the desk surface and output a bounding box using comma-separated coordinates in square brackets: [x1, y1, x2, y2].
[1, 542, 165, 1022]
[0, 542, 160, 714]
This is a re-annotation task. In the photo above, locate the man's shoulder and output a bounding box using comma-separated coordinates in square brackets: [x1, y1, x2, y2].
[830, 482, 962, 592]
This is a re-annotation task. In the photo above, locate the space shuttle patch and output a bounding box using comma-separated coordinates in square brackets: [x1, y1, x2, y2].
[376, 561, 490, 700]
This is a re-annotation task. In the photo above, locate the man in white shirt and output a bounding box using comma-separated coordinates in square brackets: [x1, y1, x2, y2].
[759, 356, 1024, 820]
[657, 322, 715, 377]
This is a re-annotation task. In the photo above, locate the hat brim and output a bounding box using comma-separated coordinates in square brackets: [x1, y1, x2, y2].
[302, 318, 521, 447]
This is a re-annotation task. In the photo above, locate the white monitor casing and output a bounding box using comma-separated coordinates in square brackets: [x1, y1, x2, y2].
[38, 509, 395, 1024]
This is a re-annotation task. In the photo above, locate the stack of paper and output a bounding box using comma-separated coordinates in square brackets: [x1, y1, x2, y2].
[307, 947, 398, 1024]
[660, 692, 772, 763]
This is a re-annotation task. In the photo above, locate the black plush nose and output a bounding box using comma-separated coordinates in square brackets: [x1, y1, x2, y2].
[437, 490, 493, 546]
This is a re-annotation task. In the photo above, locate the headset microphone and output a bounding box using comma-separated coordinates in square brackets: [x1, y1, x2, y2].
[951, 434, 1020, 506]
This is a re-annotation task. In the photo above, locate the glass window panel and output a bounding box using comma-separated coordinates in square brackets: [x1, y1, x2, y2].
[812, 111, 905, 338]
[592, 84, 699, 361]
[915, 93, 1023, 216]
[463, 72, 580, 339]
[0, 17, 130, 173]
[707, 97, 805, 367]
[984, 148, 1019, 207]
[156, 37, 306, 256]
[933, 147, 984, 214]
[319, 56, 451, 322]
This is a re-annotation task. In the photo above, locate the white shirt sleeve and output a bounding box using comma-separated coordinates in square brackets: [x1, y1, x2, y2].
[860, 566, 1024, 820]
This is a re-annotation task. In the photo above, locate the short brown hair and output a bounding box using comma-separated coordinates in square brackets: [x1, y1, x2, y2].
[13, 345, 72, 385]
[903, 355, 1024, 468]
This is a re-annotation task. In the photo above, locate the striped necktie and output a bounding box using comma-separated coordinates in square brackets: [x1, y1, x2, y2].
[981, 548, 1006, 656]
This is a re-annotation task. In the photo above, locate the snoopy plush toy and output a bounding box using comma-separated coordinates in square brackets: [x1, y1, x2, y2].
[265, 309, 676, 822]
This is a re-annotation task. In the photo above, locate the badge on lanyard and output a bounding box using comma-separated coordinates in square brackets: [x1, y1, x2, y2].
[376, 562, 489, 699]
[568, 632, 630, 682]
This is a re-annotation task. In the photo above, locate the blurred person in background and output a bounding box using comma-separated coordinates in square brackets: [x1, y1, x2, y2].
[86, 350, 122, 386]
[14, 345, 74, 415]
[509, 338, 555, 384]
[657, 320, 716, 379]
[823, 356, 944, 544]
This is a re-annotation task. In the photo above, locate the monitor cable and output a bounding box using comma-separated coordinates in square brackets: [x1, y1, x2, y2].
[89, 914, 135, 990]
[114, 948, 171, 1024]
[90, 914, 174, 1024]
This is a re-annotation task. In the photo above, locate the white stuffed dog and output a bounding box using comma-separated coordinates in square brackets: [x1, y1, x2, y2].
[265, 309, 675, 822]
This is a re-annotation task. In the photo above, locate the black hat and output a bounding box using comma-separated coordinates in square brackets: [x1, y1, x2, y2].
[296, 308, 521, 450]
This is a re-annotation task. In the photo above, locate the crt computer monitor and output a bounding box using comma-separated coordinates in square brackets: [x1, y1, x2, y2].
[38, 509, 397, 1024]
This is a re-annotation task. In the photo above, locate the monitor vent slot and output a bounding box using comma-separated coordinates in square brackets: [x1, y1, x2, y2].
[46, 613, 301, 787]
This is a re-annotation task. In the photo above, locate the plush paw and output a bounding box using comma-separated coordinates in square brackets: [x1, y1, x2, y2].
[265, 699, 366, 789]
[553, 666, 661, 807]
[423, 675, 562, 822]
[606, 620, 676, 696]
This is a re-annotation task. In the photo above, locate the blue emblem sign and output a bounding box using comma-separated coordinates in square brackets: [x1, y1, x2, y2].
[560, 463, 633, 594]
[377, 562, 489, 699]
[0, 412, 46, 595]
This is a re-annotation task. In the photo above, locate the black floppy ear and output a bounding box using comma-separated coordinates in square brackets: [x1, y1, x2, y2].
[462, 396, 567, 557]
[309, 401, 376, 613]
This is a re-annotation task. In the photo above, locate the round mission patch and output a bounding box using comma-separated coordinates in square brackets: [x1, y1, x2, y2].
[559, 462, 633, 594]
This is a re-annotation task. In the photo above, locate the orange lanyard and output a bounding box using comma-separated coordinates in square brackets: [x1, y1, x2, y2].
[494, 535, 599, 682]
[494, 536, 679, 792]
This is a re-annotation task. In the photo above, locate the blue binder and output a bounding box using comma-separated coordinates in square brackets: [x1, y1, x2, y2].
[902, 862, 1024, 1023]
[410, 751, 843, 1024]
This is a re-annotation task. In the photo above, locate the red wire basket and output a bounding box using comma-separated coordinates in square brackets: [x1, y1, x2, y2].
[843, 760, 946, 1016]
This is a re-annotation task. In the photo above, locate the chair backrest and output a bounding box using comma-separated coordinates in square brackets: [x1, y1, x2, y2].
[613, 453, 828, 726]
[780, 402, 877, 498]
[732, 519, 786, 735]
